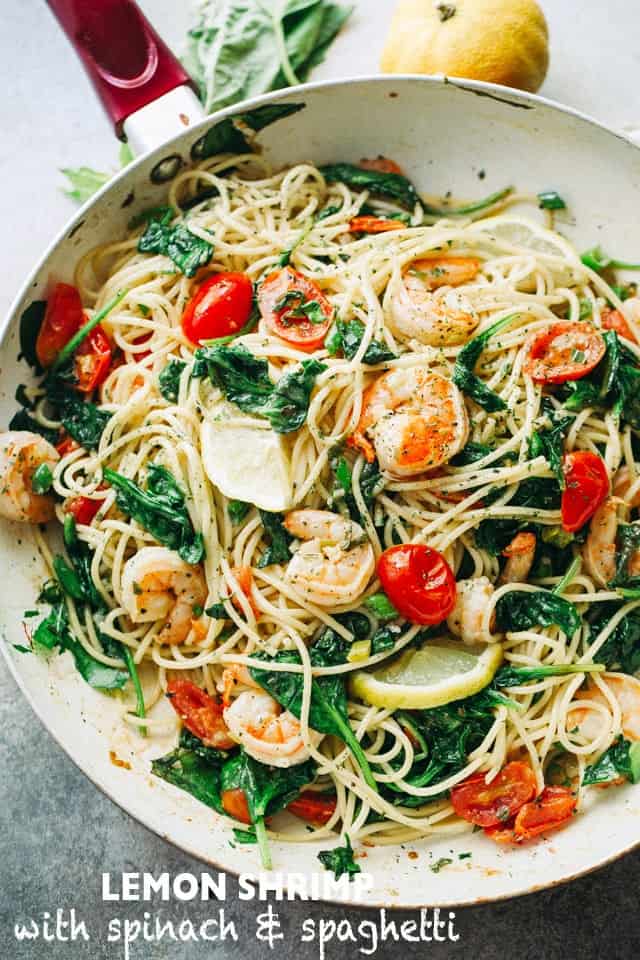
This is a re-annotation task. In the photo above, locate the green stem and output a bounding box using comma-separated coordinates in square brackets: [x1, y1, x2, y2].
[553, 556, 581, 596]
[266, 0, 300, 87]
[423, 186, 514, 218]
[332, 709, 378, 793]
[122, 645, 147, 737]
[52, 289, 127, 371]
[254, 816, 272, 870]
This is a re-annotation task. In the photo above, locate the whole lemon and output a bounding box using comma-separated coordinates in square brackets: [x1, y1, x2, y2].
[381, 0, 549, 94]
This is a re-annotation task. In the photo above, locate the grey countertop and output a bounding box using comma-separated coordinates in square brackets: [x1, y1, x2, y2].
[2, 1, 640, 957]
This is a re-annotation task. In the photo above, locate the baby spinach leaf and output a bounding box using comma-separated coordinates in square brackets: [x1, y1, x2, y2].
[128, 205, 175, 230]
[250, 648, 378, 792]
[588, 603, 640, 674]
[371, 622, 403, 654]
[610, 523, 640, 589]
[18, 300, 46, 370]
[196, 343, 325, 433]
[562, 330, 620, 413]
[320, 163, 419, 210]
[138, 212, 214, 277]
[583, 737, 640, 786]
[152, 745, 225, 813]
[450, 441, 493, 466]
[228, 500, 251, 525]
[326, 318, 396, 365]
[221, 750, 316, 868]
[452, 314, 517, 412]
[158, 358, 187, 402]
[43, 373, 111, 450]
[494, 588, 581, 638]
[474, 476, 561, 556]
[318, 835, 361, 881]
[328, 452, 384, 523]
[103, 463, 204, 564]
[528, 400, 572, 485]
[257, 510, 293, 567]
[8, 409, 59, 446]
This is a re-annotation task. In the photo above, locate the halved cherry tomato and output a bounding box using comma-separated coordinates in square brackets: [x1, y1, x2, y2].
[181, 272, 254, 345]
[524, 322, 606, 384]
[257, 267, 334, 352]
[349, 216, 406, 234]
[65, 494, 106, 526]
[166, 679, 236, 750]
[36, 282, 83, 368]
[56, 434, 79, 457]
[131, 331, 153, 360]
[561, 450, 609, 533]
[74, 325, 112, 393]
[287, 792, 337, 826]
[377, 544, 457, 625]
[221, 788, 251, 825]
[359, 157, 404, 175]
[485, 786, 577, 844]
[450, 761, 537, 828]
[601, 307, 637, 343]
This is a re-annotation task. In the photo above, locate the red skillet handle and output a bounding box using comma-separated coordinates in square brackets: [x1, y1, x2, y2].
[46, 0, 197, 138]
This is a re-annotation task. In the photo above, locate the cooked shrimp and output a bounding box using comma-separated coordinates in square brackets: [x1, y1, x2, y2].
[221, 665, 323, 767]
[447, 576, 497, 645]
[0, 430, 59, 523]
[121, 546, 207, 644]
[583, 497, 629, 586]
[569, 674, 640, 742]
[612, 466, 640, 508]
[350, 366, 469, 477]
[387, 258, 480, 346]
[283, 509, 374, 606]
[500, 532, 537, 585]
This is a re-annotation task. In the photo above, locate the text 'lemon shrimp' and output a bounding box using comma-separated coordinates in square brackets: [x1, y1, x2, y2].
[0, 431, 59, 524]
[284, 509, 375, 606]
[121, 546, 207, 645]
[350, 366, 469, 477]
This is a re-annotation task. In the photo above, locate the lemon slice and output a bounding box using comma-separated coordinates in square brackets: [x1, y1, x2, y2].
[466, 214, 578, 261]
[350, 641, 503, 710]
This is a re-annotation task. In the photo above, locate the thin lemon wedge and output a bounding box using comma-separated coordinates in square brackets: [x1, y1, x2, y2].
[350, 641, 503, 710]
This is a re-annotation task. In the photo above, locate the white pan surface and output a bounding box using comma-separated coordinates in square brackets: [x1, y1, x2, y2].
[3, 77, 640, 907]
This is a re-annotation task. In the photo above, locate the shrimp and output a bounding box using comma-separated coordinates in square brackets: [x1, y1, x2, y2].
[500, 532, 537, 585]
[221, 664, 323, 767]
[612, 466, 640, 508]
[283, 509, 375, 606]
[121, 546, 207, 644]
[349, 366, 469, 478]
[569, 674, 640, 742]
[0, 431, 60, 523]
[447, 576, 497, 645]
[583, 497, 629, 587]
[387, 258, 481, 346]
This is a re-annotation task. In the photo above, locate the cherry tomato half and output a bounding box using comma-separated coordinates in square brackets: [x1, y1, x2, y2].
[601, 307, 637, 343]
[287, 793, 337, 826]
[349, 216, 406, 234]
[181, 272, 254, 345]
[450, 761, 537, 828]
[485, 786, 576, 844]
[74, 325, 112, 393]
[221, 788, 251, 825]
[524, 322, 605, 384]
[65, 494, 106, 526]
[257, 267, 334, 352]
[561, 450, 609, 533]
[36, 282, 83, 368]
[166, 679, 236, 750]
[377, 544, 457, 625]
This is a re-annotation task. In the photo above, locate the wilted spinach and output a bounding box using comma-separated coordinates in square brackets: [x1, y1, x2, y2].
[317, 835, 361, 881]
[494, 588, 581, 638]
[583, 737, 640, 786]
[138, 211, 214, 277]
[325, 318, 396, 364]
[320, 163, 420, 210]
[452, 314, 517, 411]
[257, 510, 293, 567]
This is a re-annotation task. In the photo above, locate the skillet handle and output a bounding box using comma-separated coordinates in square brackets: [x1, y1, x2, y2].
[45, 0, 199, 140]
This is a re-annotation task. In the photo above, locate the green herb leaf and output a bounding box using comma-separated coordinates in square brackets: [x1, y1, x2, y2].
[138, 212, 214, 277]
[228, 500, 250, 525]
[318, 835, 361, 881]
[494, 588, 581, 638]
[103, 463, 204, 565]
[257, 510, 293, 567]
[538, 190, 567, 211]
[158, 359, 187, 403]
[61, 167, 110, 204]
[430, 857, 453, 873]
[528, 400, 572, 486]
[452, 314, 517, 412]
[326, 318, 396, 365]
[320, 163, 419, 210]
